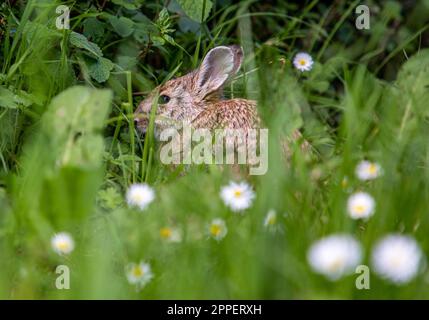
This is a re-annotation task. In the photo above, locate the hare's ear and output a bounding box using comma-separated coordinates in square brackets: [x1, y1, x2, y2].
[195, 45, 243, 95]
[228, 44, 244, 75]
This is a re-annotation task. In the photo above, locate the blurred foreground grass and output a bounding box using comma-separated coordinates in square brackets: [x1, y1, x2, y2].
[0, 0, 429, 299]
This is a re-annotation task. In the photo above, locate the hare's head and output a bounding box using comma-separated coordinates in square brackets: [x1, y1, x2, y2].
[134, 45, 243, 135]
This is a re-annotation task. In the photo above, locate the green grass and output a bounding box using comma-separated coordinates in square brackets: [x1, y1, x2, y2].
[0, 0, 429, 299]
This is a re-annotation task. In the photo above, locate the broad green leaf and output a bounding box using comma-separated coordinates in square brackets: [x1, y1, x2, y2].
[109, 16, 135, 37]
[117, 55, 138, 70]
[97, 187, 123, 210]
[178, 16, 201, 33]
[42, 86, 113, 158]
[0, 87, 19, 109]
[163, 34, 176, 45]
[14, 86, 113, 230]
[83, 17, 105, 40]
[133, 21, 157, 43]
[133, 28, 149, 43]
[0, 86, 33, 109]
[23, 21, 61, 43]
[87, 57, 114, 83]
[396, 49, 429, 92]
[152, 35, 165, 46]
[69, 31, 103, 57]
[396, 49, 429, 118]
[177, 0, 213, 22]
[306, 80, 330, 93]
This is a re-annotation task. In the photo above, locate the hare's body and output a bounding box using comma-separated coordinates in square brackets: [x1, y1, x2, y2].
[192, 98, 260, 130]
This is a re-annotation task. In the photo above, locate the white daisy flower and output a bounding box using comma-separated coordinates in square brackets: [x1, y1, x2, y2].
[371, 234, 423, 284]
[209, 218, 227, 241]
[51, 232, 75, 255]
[293, 52, 314, 72]
[125, 261, 153, 288]
[307, 234, 362, 280]
[263, 209, 277, 228]
[220, 181, 255, 212]
[355, 160, 382, 181]
[160, 227, 182, 243]
[126, 183, 155, 211]
[347, 191, 375, 219]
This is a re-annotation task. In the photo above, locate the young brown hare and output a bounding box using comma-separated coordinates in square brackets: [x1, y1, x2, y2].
[134, 45, 310, 161]
[134, 45, 260, 135]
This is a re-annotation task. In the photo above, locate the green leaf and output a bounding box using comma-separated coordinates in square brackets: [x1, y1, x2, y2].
[15, 87, 113, 229]
[108, 16, 135, 37]
[163, 34, 176, 45]
[97, 187, 123, 210]
[0, 87, 19, 109]
[133, 28, 149, 43]
[0, 86, 33, 109]
[69, 31, 103, 57]
[42, 86, 112, 147]
[177, 0, 213, 22]
[397, 49, 429, 93]
[178, 16, 201, 33]
[306, 80, 330, 93]
[112, 0, 145, 9]
[23, 21, 61, 43]
[87, 57, 114, 83]
[117, 55, 138, 70]
[133, 21, 156, 43]
[83, 18, 105, 41]
[396, 49, 429, 116]
[152, 35, 165, 46]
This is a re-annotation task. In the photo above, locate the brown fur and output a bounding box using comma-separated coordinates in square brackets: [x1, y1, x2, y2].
[192, 99, 260, 129]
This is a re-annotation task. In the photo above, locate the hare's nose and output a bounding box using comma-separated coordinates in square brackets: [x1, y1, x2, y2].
[133, 115, 142, 127]
[134, 116, 148, 134]
[134, 113, 143, 123]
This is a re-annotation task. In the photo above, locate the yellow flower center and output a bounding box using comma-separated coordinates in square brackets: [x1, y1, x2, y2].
[160, 227, 172, 239]
[233, 190, 242, 198]
[368, 164, 377, 174]
[353, 204, 366, 214]
[389, 254, 405, 268]
[57, 241, 69, 251]
[210, 224, 222, 236]
[268, 216, 276, 225]
[132, 194, 144, 202]
[132, 266, 144, 278]
[327, 257, 344, 272]
[299, 59, 307, 66]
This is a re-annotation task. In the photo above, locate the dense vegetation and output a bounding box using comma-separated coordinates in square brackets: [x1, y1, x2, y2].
[0, 0, 429, 299]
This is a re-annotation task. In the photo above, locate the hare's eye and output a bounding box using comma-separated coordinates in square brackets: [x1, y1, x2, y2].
[158, 95, 171, 104]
